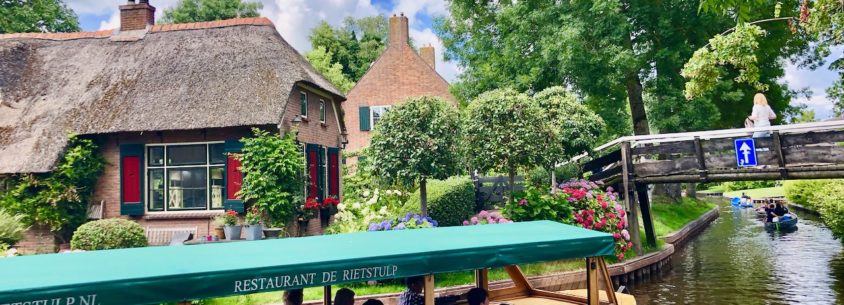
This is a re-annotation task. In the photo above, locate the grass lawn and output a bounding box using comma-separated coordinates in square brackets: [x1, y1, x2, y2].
[723, 187, 784, 198]
[200, 199, 718, 305]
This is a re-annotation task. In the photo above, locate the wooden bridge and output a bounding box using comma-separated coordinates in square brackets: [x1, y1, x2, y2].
[578, 120, 844, 253]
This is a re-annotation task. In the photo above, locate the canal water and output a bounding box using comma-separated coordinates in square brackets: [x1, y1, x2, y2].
[630, 203, 844, 305]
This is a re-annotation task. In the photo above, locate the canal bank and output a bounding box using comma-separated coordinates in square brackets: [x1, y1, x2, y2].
[630, 201, 844, 304]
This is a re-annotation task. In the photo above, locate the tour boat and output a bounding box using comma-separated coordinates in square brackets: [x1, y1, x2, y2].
[765, 214, 799, 231]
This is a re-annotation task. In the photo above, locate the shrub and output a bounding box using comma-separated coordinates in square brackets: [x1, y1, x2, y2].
[784, 180, 834, 210]
[404, 177, 475, 227]
[815, 181, 844, 239]
[463, 210, 512, 225]
[722, 180, 778, 192]
[560, 179, 631, 260]
[0, 209, 27, 247]
[325, 189, 408, 234]
[368, 213, 438, 231]
[70, 219, 147, 250]
[505, 185, 572, 223]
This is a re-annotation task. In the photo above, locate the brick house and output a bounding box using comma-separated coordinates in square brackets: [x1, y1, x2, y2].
[0, 0, 346, 250]
[344, 13, 457, 163]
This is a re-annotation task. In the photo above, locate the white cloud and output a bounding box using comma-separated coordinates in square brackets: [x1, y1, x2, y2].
[261, 0, 380, 52]
[782, 45, 843, 121]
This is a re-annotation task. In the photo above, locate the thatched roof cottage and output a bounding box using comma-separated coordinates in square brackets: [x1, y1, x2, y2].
[0, 0, 346, 249]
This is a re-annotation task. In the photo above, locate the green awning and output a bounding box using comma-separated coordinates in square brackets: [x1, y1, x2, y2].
[0, 221, 613, 305]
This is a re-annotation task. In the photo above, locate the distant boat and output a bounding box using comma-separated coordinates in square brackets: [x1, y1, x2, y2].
[765, 214, 799, 231]
[731, 197, 754, 208]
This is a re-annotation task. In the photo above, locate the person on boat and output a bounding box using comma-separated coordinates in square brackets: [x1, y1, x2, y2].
[362, 299, 384, 305]
[334, 288, 355, 305]
[467, 288, 489, 305]
[748, 92, 777, 138]
[283, 289, 304, 305]
[399, 276, 425, 305]
[765, 203, 777, 223]
[773, 202, 790, 217]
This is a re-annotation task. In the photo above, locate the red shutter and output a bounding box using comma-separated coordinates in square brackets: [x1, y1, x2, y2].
[226, 156, 242, 200]
[308, 150, 318, 199]
[328, 148, 340, 197]
[122, 156, 141, 203]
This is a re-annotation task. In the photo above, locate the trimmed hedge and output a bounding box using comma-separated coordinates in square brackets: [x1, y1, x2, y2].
[784, 180, 833, 210]
[70, 219, 147, 250]
[405, 176, 475, 227]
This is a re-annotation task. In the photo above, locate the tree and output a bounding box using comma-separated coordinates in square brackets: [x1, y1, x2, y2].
[160, 0, 261, 24]
[790, 108, 816, 123]
[308, 16, 390, 83]
[533, 87, 605, 187]
[0, 0, 79, 34]
[369, 97, 461, 216]
[305, 47, 355, 93]
[437, 1, 808, 140]
[463, 88, 545, 199]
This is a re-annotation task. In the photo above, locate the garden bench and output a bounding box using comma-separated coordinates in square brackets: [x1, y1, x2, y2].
[145, 227, 197, 246]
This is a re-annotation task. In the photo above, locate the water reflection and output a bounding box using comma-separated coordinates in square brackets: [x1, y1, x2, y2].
[630, 204, 844, 305]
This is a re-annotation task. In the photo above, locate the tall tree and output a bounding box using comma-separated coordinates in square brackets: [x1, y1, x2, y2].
[160, 0, 261, 24]
[308, 16, 389, 83]
[305, 47, 355, 93]
[0, 0, 79, 34]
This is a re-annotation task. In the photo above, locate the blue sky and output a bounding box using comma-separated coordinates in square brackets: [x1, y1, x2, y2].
[68, 0, 840, 120]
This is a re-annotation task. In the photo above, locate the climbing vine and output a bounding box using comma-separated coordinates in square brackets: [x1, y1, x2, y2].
[0, 135, 105, 243]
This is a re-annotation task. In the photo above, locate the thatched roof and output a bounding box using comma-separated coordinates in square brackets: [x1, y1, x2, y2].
[0, 18, 345, 174]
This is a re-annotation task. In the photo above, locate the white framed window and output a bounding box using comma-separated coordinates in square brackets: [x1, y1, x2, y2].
[146, 142, 225, 212]
[371, 105, 391, 127]
[319, 99, 326, 123]
[299, 91, 308, 118]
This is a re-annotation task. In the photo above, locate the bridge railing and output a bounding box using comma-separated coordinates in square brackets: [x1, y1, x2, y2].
[580, 120, 844, 185]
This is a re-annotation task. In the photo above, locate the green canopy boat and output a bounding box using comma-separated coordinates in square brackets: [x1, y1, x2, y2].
[0, 221, 632, 305]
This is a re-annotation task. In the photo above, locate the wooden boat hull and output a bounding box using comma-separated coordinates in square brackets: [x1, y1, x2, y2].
[765, 216, 798, 230]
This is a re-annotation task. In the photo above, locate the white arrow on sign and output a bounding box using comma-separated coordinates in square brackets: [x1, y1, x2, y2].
[739, 142, 751, 164]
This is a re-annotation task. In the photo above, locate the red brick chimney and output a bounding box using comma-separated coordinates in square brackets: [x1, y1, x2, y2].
[420, 44, 435, 70]
[119, 0, 156, 31]
[388, 13, 409, 48]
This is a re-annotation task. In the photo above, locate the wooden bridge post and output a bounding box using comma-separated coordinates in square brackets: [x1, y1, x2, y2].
[620, 142, 643, 255]
[636, 183, 657, 247]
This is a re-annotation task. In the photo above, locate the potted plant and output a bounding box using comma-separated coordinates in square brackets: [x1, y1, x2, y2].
[221, 210, 241, 240]
[211, 214, 227, 240]
[296, 197, 321, 236]
[320, 196, 341, 226]
[243, 206, 263, 241]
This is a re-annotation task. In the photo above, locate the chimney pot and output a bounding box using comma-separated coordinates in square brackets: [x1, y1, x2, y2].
[119, 0, 156, 31]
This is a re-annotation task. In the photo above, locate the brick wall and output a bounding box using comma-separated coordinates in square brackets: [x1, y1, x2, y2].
[13, 224, 55, 254]
[344, 14, 457, 156]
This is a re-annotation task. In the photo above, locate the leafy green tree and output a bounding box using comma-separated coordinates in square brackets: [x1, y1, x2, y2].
[309, 16, 390, 82]
[160, 0, 261, 24]
[369, 97, 461, 216]
[463, 88, 545, 199]
[238, 128, 303, 228]
[0, 136, 104, 244]
[790, 108, 816, 123]
[533, 86, 604, 187]
[0, 0, 79, 34]
[305, 46, 355, 93]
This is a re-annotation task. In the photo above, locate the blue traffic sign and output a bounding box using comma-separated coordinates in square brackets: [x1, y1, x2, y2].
[734, 138, 757, 167]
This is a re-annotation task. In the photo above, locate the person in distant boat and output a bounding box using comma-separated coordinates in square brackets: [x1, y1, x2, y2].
[748, 93, 777, 138]
[765, 203, 777, 223]
[773, 202, 789, 217]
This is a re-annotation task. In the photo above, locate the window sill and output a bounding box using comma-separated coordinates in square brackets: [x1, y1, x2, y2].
[320, 122, 327, 127]
[300, 116, 309, 122]
[144, 210, 224, 220]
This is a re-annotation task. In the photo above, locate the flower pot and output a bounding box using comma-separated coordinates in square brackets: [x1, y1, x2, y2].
[244, 224, 263, 240]
[263, 228, 284, 239]
[298, 219, 310, 237]
[224, 225, 242, 241]
[213, 226, 226, 240]
[319, 208, 332, 226]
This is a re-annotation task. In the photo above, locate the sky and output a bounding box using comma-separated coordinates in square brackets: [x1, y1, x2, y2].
[68, 0, 840, 120]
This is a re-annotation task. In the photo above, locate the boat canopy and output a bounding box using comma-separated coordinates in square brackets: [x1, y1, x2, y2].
[0, 221, 613, 305]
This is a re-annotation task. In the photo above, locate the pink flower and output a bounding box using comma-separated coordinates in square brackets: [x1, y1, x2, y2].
[518, 199, 528, 206]
[600, 201, 608, 209]
[627, 241, 633, 248]
[463, 220, 469, 226]
[479, 210, 489, 218]
[613, 233, 621, 239]
[617, 253, 625, 260]
[471, 217, 479, 225]
[621, 229, 630, 241]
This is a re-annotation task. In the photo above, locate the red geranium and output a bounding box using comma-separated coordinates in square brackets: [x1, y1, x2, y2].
[304, 197, 321, 210]
[322, 196, 340, 207]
